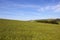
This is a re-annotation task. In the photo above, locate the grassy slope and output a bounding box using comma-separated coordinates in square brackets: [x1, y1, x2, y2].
[0, 19, 60, 40]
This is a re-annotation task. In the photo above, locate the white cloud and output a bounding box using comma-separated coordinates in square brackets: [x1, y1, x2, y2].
[37, 3, 60, 12]
[0, 1, 60, 13]
[53, 5, 60, 12]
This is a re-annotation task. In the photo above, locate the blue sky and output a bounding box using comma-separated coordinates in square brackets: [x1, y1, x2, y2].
[0, 0, 60, 20]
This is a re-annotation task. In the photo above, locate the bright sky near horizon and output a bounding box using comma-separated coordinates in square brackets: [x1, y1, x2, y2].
[0, 0, 60, 20]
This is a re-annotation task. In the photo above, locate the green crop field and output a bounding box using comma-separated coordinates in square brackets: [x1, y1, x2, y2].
[0, 19, 60, 40]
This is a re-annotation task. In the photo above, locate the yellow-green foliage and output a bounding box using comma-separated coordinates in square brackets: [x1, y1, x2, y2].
[0, 19, 60, 40]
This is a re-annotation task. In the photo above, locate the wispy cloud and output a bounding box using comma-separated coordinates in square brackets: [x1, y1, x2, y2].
[37, 2, 60, 12]
[0, 0, 60, 20]
[0, 0, 60, 13]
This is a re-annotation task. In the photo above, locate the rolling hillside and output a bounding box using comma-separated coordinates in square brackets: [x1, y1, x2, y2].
[0, 19, 60, 40]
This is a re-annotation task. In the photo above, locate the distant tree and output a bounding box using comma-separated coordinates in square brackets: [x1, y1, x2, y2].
[35, 19, 58, 24]
[49, 20, 58, 24]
